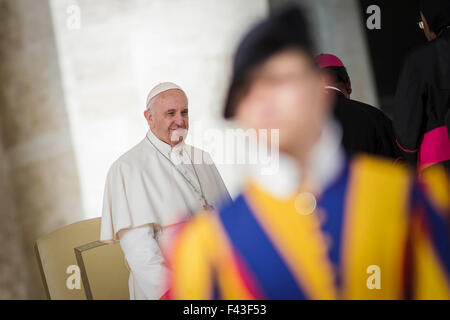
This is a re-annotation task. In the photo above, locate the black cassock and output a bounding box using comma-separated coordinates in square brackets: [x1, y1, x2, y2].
[331, 90, 399, 159]
[393, 28, 450, 171]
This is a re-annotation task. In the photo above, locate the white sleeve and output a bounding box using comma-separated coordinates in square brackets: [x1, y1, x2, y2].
[119, 224, 170, 300]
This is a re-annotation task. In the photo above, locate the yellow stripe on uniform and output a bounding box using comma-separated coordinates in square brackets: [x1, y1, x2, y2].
[212, 219, 258, 300]
[341, 156, 412, 299]
[171, 212, 255, 299]
[246, 182, 338, 299]
[171, 212, 216, 299]
[421, 165, 450, 216]
[411, 217, 450, 299]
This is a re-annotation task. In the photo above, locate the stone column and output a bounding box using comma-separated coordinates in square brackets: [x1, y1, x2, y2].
[0, 127, 28, 299]
[0, 0, 83, 299]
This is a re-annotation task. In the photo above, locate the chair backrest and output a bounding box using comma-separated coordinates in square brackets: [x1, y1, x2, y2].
[35, 217, 129, 299]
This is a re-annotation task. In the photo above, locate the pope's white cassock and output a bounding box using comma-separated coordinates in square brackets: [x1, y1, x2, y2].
[100, 128, 230, 299]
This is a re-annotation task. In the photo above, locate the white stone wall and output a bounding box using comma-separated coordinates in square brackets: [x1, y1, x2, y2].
[49, 0, 269, 219]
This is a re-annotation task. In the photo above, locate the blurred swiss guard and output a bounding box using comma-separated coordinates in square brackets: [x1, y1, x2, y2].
[164, 6, 450, 299]
[100, 82, 230, 299]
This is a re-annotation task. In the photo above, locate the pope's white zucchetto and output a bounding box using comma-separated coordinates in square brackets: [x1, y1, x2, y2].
[146, 82, 184, 109]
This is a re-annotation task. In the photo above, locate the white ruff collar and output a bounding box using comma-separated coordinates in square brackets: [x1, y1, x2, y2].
[248, 119, 345, 199]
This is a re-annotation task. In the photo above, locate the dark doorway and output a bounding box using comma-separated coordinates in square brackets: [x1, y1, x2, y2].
[358, 0, 425, 117]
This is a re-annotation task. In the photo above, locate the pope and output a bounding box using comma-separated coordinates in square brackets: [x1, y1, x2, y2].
[100, 82, 230, 299]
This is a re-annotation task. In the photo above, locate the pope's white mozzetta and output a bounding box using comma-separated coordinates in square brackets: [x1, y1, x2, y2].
[100, 83, 230, 299]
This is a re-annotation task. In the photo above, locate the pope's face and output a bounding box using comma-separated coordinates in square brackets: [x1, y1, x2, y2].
[144, 89, 189, 147]
[234, 48, 330, 159]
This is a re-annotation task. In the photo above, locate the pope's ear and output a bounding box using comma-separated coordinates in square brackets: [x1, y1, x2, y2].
[144, 109, 152, 124]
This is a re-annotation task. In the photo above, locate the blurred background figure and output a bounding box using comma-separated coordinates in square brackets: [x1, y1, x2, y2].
[393, 0, 450, 173]
[316, 53, 399, 159]
[166, 6, 450, 300]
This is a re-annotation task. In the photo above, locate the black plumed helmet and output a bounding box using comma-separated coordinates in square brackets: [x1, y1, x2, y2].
[223, 5, 315, 119]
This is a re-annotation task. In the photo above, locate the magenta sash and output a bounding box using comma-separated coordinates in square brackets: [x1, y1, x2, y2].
[419, 126, 450, 170]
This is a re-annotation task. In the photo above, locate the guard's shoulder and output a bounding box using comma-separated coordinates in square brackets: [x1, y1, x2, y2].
[168, 211, 221, 266]
[167, 211, 224, 299]
[420, 166, 450, 213]
[350, 154, 413, 181]
[177, 211, 218, 242]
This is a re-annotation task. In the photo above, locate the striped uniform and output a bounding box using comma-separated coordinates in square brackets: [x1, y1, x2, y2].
[166, 156, 450, 299]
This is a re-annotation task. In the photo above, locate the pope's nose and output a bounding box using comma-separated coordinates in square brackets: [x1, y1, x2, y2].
[173, 115, 186, 127]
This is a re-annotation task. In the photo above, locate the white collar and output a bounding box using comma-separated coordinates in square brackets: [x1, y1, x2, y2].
[325, 86, 344, 94]
[145, 129, 186, 159]
[249, 119, 345, 199]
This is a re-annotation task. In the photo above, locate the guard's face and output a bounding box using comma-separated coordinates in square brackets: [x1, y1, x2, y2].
[145, 89, 189, 146]
[234, 48, 330, 158]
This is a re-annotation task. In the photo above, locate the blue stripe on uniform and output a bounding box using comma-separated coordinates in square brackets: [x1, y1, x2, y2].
[218, 195, 308, 299]
[318, 161, 350, 289]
